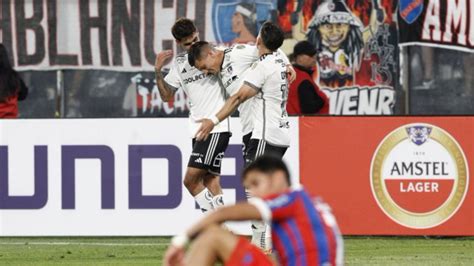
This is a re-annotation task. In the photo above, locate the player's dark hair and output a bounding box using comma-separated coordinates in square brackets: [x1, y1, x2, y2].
[243, 156, 291, 186]
[259, 21, 284, 51]
[171, 18, 197, 41]
[188, 41, 210, 67]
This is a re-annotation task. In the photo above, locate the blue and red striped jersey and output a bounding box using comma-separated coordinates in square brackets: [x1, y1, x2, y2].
[251, 188, 344, 266]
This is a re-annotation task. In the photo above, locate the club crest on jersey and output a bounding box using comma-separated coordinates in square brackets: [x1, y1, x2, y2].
[371, 123, 469, 229]
[211, 0, 276, 43]
[399, 0, 423, 24]
[176, 55, 186, 64]
[406, 126, 432, 146]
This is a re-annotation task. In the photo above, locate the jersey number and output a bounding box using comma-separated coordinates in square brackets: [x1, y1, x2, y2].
[280, 83, 289, 117]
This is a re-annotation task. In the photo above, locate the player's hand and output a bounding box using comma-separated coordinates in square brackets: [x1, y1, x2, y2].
[195, 119, 215, 141]
[155, 50, 174, 70]
[163, 245, 185, 266]
[287, 65, 296, 83]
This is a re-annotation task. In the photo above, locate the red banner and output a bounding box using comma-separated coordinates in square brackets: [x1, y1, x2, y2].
[300, 116, 473, 235]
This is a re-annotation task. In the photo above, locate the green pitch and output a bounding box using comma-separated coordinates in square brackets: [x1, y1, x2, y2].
[0, 236, 472, 265]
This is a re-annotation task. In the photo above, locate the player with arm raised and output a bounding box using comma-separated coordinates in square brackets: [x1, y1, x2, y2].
[163, 156, 344, 266]
[154, 18, 230, 213]
[188, 21, 293, 253]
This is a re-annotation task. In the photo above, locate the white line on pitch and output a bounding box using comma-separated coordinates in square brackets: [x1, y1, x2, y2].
[0, 242, 170, 246]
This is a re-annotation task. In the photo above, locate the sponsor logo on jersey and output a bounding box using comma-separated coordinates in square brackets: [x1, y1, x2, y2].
[370, 123, 469, 229]
[183, 73, 207, 84]
[399, 0, 423, 24]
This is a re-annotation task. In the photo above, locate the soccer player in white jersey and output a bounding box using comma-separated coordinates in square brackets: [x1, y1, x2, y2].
[188, 22, 293, 252]
[154, 18, 230, 213]
[187, 35, 294, 163]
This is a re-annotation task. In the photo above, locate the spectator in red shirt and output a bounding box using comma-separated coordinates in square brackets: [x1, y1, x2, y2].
[0, 44, 28, 118]
[287, 41, 329, 115]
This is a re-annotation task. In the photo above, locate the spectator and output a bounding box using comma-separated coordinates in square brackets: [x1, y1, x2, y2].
[0, 44, 28, 118]
[287, 41, 328, 115]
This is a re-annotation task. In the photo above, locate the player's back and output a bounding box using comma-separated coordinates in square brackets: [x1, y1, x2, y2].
[246, 52, 290, 147]
[265, 189, 343, 266]
[219, 44, 259, 135]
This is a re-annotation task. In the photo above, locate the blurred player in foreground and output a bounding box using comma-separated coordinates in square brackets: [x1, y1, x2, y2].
[164, 156, 344, 266]
[155, 18, 230, 212]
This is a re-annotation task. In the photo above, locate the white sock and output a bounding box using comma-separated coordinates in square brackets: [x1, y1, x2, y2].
[247, 189, 272, 250]
[246, 189, 263, 231]
[194, 188, 214, 213]
[212, 194, 225, 208]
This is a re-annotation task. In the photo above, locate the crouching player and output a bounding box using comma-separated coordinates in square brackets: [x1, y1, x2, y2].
[163, 156, 344, 266]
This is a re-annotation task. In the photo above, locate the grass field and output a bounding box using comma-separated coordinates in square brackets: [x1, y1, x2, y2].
[0, 236, 472, 265]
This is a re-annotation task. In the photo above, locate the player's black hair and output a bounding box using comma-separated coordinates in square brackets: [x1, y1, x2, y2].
[243, 155, 291, 186]
[187, 41, 210, 67]
[259, 21, 284, 51]
[171, 18, 197, 41]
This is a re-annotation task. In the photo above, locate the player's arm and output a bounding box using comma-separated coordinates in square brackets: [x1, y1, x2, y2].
[195, 84, 258, 141]
[187, 203, 262, 239]
[155, 50, 178, 102]
[164, 203, 263, 266]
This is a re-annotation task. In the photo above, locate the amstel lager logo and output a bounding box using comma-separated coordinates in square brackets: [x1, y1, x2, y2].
[370, 123, 469, 229]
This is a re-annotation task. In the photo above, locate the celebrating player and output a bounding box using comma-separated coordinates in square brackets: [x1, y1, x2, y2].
[163, 156, 344, 266]
[187, 22, 294, 252]
[154, 18, 230, 213]
[192, 22, 291, 163]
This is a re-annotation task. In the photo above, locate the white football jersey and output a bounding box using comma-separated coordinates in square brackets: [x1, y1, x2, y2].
[243, 52, 290, 147]
[165, 53, 230, 137]
[218, 44, 289, 135]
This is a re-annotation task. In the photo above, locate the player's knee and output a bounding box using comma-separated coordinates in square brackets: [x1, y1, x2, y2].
[183, 171, 201, 190]
[204, 224, 222, 234]
[197, 225, 224, 245]
[183, 176, 195, 191]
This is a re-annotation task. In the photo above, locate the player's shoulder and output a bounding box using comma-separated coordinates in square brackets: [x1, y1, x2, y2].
[253, 54, 281, 72]
[264, 189, 300, 209]
[171, 52, 197, 75]
[228, 43, 257, 57]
